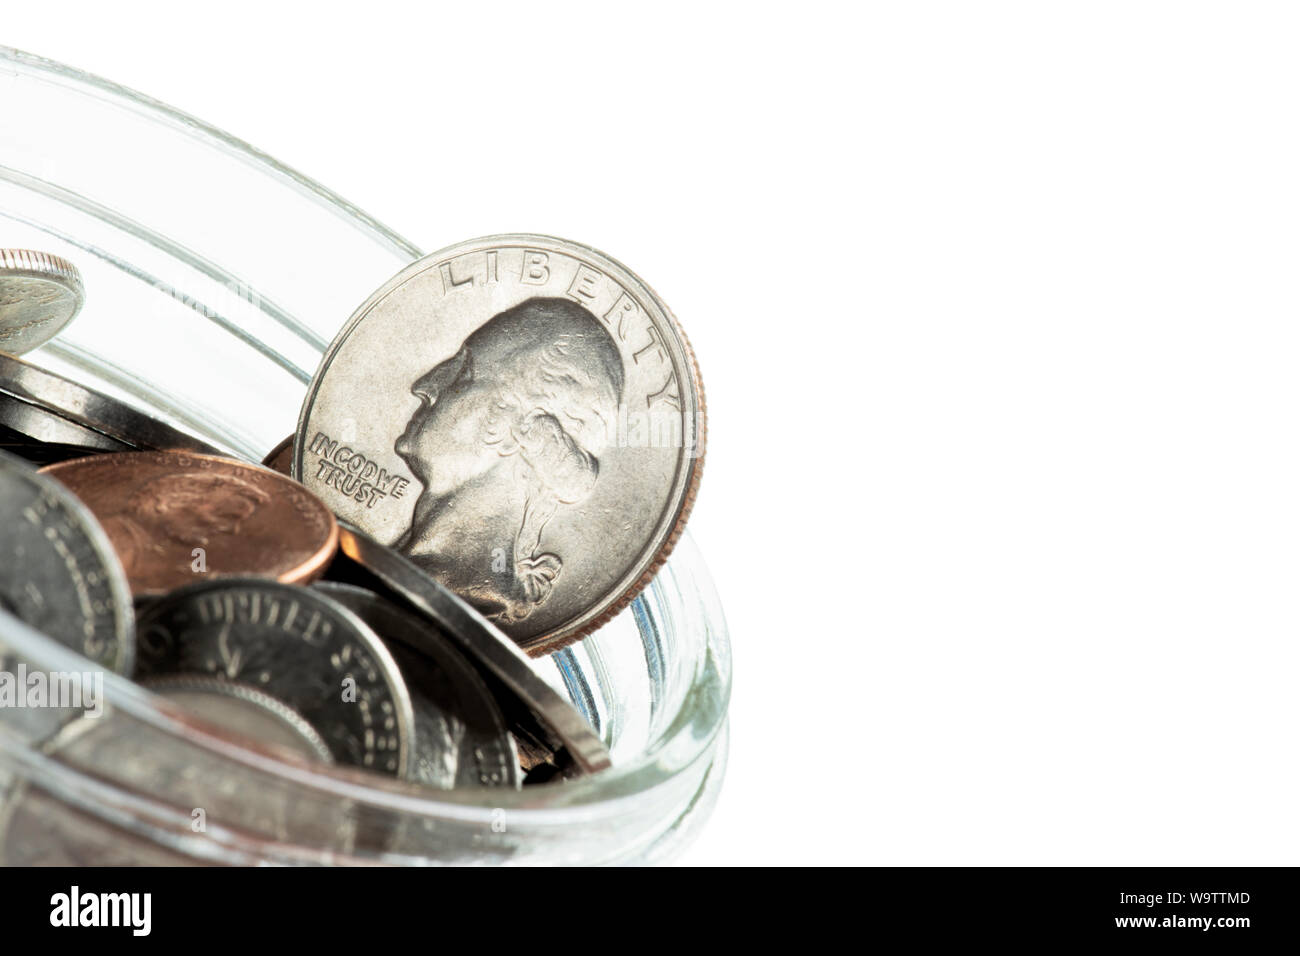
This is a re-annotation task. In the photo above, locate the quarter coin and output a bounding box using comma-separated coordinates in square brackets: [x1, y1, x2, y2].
[330, 523, 611, 775]
[314, 581, 520, 788]
[0, 449, 133, 673]
[134, 578, 415, 776]
[296, 235, 705, 654]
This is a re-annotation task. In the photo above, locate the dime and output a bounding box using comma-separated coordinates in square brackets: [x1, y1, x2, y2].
[141, 674, 335, 763]
[295, 235, 705, 654]
[40, 451, 338, 596]
[314, 582, 520, 788]
[134, 578, 414, 776]
[0, 249, 84, 355]
[330, 523, 611, 775]
[0, 449, 133, 673]
[0, 352, 226, 455]
[261, 433, 294, 476]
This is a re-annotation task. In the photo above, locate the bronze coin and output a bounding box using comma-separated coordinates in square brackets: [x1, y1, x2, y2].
[261, 433, 294, 476]
[39, 451, 338, 596]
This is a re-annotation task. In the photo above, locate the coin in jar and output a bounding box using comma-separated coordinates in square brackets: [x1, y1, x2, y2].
[134, 578, 414, 776]
[0, 352, 227, 456]
[295, 235, 705, 655]
[0, 392, 129, 452]
[0, 449, 133, 673]
[261, 433, 294, 476]
[140, 674, 335, 764]
[329, 523, 611, 775]
[0, 420, 118, 467]
[314, 581, 520, 789]
[0, 249, 84, 355]
[40, 451, 338, 596]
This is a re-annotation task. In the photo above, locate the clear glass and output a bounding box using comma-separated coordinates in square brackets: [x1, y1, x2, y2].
[0, 46, 730, 865]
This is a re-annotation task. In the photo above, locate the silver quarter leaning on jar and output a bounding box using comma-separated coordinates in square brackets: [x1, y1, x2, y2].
[294, 234, 705, 656]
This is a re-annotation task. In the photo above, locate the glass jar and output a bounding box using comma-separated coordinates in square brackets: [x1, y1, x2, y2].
[0, 46, 730, 865]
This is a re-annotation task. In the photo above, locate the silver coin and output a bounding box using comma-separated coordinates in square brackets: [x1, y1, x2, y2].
[0, 352, 226, 456]
[0, 419, 120, 468]
[0, 783, 201, 865]
[0, 448, 134, 673]
[314, 582, 520, 789]
[0, 390, 130, 451]
[134, 578, 414, 776]
[0, 705, 360, 864]
[332, 523, 610, 775]
[295, 235, 705, 654]
[141, 674, 335, 764]
[0, 249, 84, 355]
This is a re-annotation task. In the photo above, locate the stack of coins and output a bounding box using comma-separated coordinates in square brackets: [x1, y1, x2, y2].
[0, 235, 706, 857]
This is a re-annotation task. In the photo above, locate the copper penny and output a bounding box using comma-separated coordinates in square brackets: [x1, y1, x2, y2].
[40, 451, 338, 596]
[261, 434, 294, 476]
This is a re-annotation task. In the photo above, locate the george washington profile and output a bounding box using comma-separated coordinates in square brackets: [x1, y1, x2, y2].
[393, 297, 624, 623]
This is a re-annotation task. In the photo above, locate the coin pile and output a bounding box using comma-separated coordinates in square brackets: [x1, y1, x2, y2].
[0, 236, 705, 849]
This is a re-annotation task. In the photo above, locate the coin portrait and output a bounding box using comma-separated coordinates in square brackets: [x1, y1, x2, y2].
[41, 451, 338, 596]
[393, 296, 623, 624]
[297, 236, 705, 653]
[99, 470, 270, 577]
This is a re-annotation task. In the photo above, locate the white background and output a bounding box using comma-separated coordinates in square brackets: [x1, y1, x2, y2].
[7, 3, 1300, 865]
